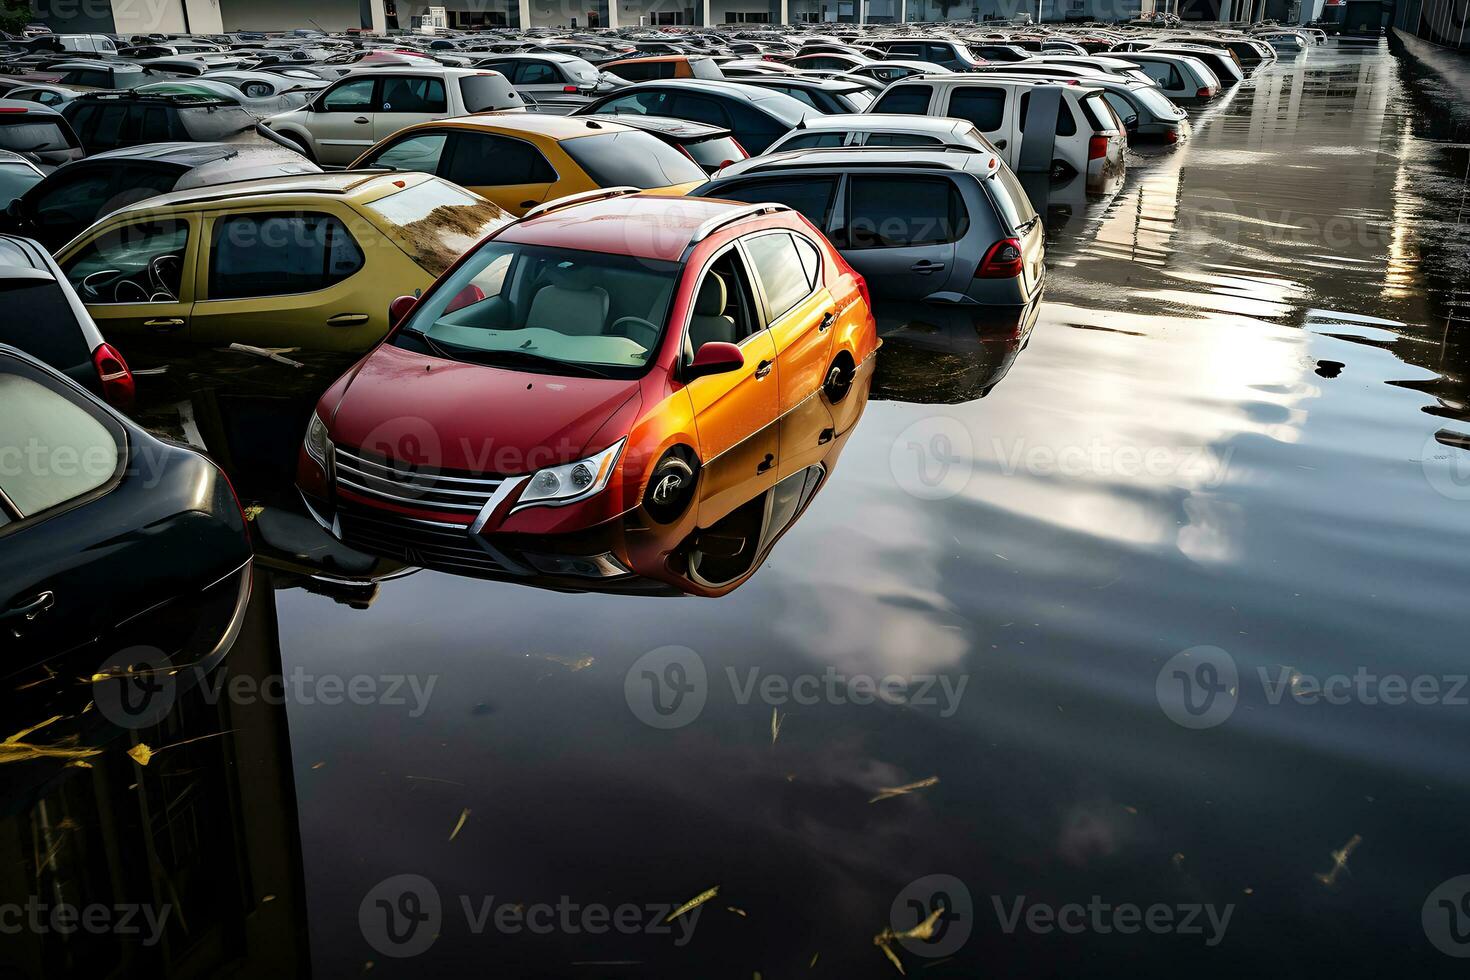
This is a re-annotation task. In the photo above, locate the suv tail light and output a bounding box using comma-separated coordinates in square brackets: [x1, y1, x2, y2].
[1197, 86, 1215, 98]
[1088, 135, 1109, 161]
[563, 84, 579, 92]
[92, 342, 134, 408]
[977, 238, 1024, 279]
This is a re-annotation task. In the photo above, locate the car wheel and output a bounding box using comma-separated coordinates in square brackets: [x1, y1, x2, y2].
[643, 449, 698, 524]
[824, 352, 856, 404]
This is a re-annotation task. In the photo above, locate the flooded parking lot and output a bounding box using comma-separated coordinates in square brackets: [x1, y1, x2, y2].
[7, 40, 1470, 978]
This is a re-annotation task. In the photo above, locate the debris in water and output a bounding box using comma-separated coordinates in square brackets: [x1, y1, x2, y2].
[869, 776, 939, 804]
[771, 707, 784, 745]
[127, 743, 153, 766]
[449, 807, 471, 842]
[1315, 834, 1362, 887]
[873, 904, 945, 974]
[0, 716, 103, 765]
[667, 886, 719, 923]
[1171, 852, 1186, 871]
[726, 906, 746, 917]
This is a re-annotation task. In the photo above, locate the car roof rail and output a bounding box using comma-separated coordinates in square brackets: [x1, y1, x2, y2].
[520, 185, 640, 222]
[690, 202, 790, 244]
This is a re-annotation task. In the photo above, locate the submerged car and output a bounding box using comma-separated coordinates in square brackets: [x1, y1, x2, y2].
[54, 171, 511, 352]
[0, 99, 84, 170]
[296, 189, 878, 561]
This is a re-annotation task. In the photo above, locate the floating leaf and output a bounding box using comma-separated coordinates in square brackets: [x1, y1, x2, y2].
[771, 707, 784, 745]
[449, 807, 471, 842]
[873, 904, 945, 975]
[667, 885, 719, 923]
[868, 776, 939, 804]
[127, 743, 154, 766]
[1315, 834, 1362, 887]
[726, 905, 746, 917]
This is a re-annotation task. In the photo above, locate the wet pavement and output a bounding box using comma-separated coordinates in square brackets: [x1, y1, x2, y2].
[8, 40, 1470, 979]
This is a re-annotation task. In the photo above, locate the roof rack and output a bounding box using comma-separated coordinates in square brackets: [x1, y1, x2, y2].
[520, 185, 639, 222]
[690, 202, 789, 245]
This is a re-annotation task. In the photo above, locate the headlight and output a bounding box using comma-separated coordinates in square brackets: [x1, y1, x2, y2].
[514, 439, 625, 511]
[305, 411, 331, 465]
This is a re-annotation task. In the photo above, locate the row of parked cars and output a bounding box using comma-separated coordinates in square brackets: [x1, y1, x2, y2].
[0, 19, 1285, 670]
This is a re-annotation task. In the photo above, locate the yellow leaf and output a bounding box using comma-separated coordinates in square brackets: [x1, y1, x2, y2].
[667, 885, 718, 922]
[127, 743, 153, 766]
[868, 775, 939, 804]
[449, 807, 471, 842]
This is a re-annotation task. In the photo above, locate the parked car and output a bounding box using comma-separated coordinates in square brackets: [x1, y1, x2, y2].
[472, 52, 609, 97]
[62, 90, 266, 154]
[598, 54, 725, 83]
[871, 76, 1126, 185]
[53, 171, 511, 352]
[1139, 43, 1246, 86]
[783, 52, 873, 73]
[575, 79, 819, 154]
[0, 343, 251, 681]
[0, 150, 44, 209]
[1028, 54, 1156, 84]
[351, 114, 705, 216]
[1, 142, 321, 251]
[841, 60, 953, 84]
[571, 113, 749, 173]
[199, 70, 325, 103]
[978, 70, 1187, 142]
[968, 43, 1032, 62]
[864, 38, 986, 70]
[1114, 52, 1221, 102]
[766, 112, 997, 154]
[0, 99, 84, 170]
[43, 60, 148, 91]
[0, 234, 133, 405]
[1, 83, 82, 108]
[296, 189, 878, 555]
[729, 76, 877, 113]
[694, 147, 1044, 330]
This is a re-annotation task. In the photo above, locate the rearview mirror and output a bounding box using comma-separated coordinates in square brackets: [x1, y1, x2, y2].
[685, 341, 744, 380]
[389, 294, 417, 326]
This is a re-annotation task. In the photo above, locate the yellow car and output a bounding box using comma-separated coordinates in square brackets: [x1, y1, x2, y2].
[54, 171, 511, 352]
[348, 113, 707, 216]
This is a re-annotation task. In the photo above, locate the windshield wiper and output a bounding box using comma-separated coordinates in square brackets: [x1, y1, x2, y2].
[402, 325, 456, 361]
[463, 347, 611, 379]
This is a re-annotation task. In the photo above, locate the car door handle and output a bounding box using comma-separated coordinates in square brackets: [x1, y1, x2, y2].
[754, 359, 773, 380]
[2, 591, 54, 633]
[911, 261, 946, 273]
[326, 313, 370, 327]
[353, 116, 370, 124]
[144, 317, 185, 330]
[819, 311, 835, 332]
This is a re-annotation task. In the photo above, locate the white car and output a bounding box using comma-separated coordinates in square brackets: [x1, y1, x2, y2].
[840, 60, 953, 84]
[260, 67, 525, 165]
[1114, 52, 1222, 102]
[871, 75, 1127, 187]
[1027, 55, 1157, 85]
[766, 113, 997, 154]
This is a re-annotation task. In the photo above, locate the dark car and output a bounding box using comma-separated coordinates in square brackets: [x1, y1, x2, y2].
[575, 113, 749, 172]
[866, 38, 987, 71]
[0, 98, 85, 170]
[0, 344, 252, 682]
[574, 79, 818, 154]
[0, 234, 133, 406]
[1, 141, 321, 250]
[62, 90, 261, 154]
[969, 43, 1033, 62]
[726, 76, 878, 114]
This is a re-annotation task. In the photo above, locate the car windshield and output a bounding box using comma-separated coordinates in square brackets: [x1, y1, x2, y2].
[394, 242, 681, 378]
[1132, 84, 1179, 117]
[842, 87, 875, 110]
[684, 134, 745, 169]
[560, 130, 705, 187]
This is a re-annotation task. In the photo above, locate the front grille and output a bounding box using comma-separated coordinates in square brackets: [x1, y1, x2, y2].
[332, 444, 506, 516]
[337, 502, 507, 575]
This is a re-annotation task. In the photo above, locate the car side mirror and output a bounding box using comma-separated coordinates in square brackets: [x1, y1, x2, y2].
[389, 294, 417, 325]
[685, 341, 744, 380]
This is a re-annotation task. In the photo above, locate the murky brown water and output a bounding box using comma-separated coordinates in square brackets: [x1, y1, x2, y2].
[7, 40, 1470, 979]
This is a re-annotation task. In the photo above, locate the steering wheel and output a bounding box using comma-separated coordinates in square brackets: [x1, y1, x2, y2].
[147, 254, 181, 302]
[608, 316, 658, 350]
[113, 279, 148, 303]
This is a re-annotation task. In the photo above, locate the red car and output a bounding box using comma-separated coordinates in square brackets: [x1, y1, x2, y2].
[296, 188, 878, 572]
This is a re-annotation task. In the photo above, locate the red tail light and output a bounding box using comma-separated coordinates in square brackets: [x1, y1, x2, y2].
[1164, 129, 1179, 144]
[92, 342, 134, 408]
[563, 84, 579, 92]
[729, 137, 749, 159]
[1196, 86, 1215, 98]
[1088, 135, 1109, 161]
[977, 238, 1024, 279]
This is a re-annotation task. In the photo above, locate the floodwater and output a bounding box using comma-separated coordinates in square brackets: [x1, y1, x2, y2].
[7, 40, 1470, 979]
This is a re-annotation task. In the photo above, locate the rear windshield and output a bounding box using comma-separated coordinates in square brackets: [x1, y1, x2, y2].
[1132, 85, 1179, 118]
[180, 105, 256, 140]
[0, 118, 75, 153]
[1080, 92, 1120, 133]
[987, 166, 1038, 232]
[560, 130, 704, 187]
[842, 87, 876, 110]
[683, 135, 746, 169]
[689, 58, 724, 80]
[0, 277, 90, 371]
[458, 73, 523, 112]
[366, 178, 512, 277]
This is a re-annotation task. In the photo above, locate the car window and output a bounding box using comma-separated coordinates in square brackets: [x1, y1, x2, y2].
[948, 87, 1007, 132]
[683, 135, 746, 170]
[0, 117, 77, 153]
[459, 74, 520, 112]
[841, 176, 968, 249]
[743, 232, 812, 322]
[63, 219, 189, 304]
[926, 43, 956, 63]
[887, 43, 925, 58]
[322, 77, 376, 111]
[792, 235, 821, 290]
[607, 61, 656, 81]
[988, 165, 1038, 231]
[863, 131, 943, 146]
[365, 178, 510, 277]
[0, 361, 122, 520]
[517, 61, 559, 85]
[1019, 92, 1078, 137]
[32, 168, 114, 224]
[0, 275, 90, 370]
[710, 176, 838, 231]
[0, 162, 41, 206]
[596, 89, 672, 115]
[208, 212, 364, 299]
[364, 131, 448, 173]
[778, 131, 846, 150]
[770, 86, 819, 110]
[380, 76, 447, 113]
[872, 84, 932, 115]
[444, 132, 557, 186]
[559, 130, 702, 187]
[670, 93, 731, 127]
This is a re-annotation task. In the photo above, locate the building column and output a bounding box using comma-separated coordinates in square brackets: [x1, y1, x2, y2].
[518, 0, 532, 26]
[780, 0, 789, 21]
[701, 0, 711, 23]
[364, 0, 388, 31]
[184, 0, 225, 33]
[606, 0, 619, 27]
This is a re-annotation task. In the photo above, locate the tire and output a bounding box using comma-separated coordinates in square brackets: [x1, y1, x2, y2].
[824, 353, 856, 404]
[643, 450, 698, 524]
